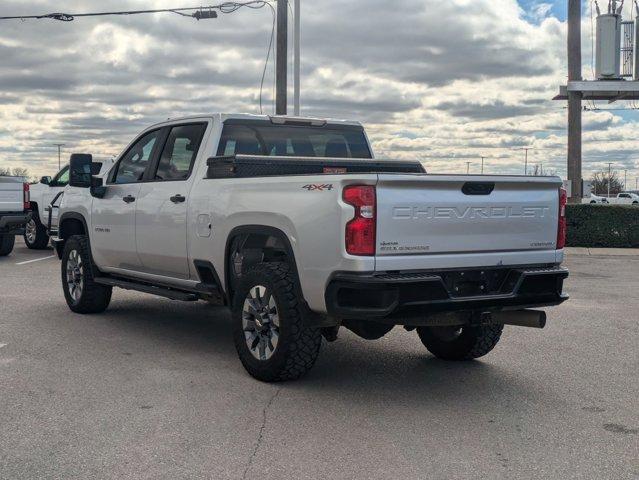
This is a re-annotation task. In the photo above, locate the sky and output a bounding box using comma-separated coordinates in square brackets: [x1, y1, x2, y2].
[0, 0, 638, 184]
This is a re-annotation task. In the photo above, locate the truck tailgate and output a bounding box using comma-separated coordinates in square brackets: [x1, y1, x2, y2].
[376, 174, 562, 260]
[0, 177, 24, 212]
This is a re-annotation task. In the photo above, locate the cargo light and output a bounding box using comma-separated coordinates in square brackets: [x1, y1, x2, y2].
[343, 185, 376, 256]
[23, 182, 30, 211]
[557, 187, 567, 249]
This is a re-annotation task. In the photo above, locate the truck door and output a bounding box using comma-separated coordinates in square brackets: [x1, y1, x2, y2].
[135, 123, 208, 279]
[90, 129, 162, 271]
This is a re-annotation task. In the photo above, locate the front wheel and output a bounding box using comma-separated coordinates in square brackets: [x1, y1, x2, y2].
[416, 323, 504, 361]
[0, 234, 15, 256]
[61, 235, 112, 314]
[232, 262, 322, 382]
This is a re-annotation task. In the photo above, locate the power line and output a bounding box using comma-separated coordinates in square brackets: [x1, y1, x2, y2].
[0, 1, 277, 114]
[0, 2, 272, 21]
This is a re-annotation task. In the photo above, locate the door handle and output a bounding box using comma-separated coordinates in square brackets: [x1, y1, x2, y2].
[123, 195, 136, 203]
[170, 194, 186, 204]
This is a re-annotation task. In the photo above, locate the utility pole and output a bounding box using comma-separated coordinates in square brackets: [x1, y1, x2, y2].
[52, 143, 65, 170]
[276, 0, 288, 115]
[607, 163, 613, 198]
[480, 156, 485, 174]
[293, 0, 301, 116]
[567, 0, 583, 203]
[466, 162, 471, 174]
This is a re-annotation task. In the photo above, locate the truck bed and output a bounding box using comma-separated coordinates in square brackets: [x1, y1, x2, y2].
[0, 176, 25, 213]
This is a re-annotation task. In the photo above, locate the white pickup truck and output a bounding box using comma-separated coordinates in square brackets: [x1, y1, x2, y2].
[52, 114, 569, 382]
[607, 192, 639, 205]
[0, 176, 30, 256]
[27, 161, 113, 249]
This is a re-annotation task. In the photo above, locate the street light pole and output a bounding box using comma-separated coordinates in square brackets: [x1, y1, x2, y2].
[607, 163, 613, 198]
[481, 156, 485, 174]
[624, 169, 627, 190]
[466, 162, 471, 174]
[52, 143, 65, 170]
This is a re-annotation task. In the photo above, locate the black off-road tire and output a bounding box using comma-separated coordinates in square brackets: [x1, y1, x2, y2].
[417, 324, 504, 361]
[232, 262, 322, 382]
[0, 234, 15, 256]
[61, 235, 112, 314]
[24, 211, 50, 250]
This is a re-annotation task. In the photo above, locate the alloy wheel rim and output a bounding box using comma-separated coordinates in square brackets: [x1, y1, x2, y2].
[25, 219, 37, 244]
[66, 249, 84, 302]
[242, 285, 280, 361]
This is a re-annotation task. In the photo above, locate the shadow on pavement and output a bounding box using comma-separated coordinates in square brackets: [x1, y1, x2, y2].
[73, 298, 550, 412]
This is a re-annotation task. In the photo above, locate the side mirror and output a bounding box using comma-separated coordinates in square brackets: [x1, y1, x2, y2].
[69, 153, 93, 188]
[40, 176, 52, 185]
[90, 177, 107, 199]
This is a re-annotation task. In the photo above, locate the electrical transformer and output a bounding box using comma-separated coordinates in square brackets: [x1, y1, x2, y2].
[596, 13, 622, 79]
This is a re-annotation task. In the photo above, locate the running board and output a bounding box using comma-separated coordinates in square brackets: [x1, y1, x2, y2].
[94, 277, 200, 302]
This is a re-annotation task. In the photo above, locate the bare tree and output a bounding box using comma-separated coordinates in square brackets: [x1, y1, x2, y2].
[591, 171, 624, 196]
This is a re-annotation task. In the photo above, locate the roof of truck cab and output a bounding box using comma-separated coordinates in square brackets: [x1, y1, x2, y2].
[148, 113, 364, 129]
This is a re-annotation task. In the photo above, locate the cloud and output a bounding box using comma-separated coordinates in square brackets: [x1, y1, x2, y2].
[0, 0, 637, 181]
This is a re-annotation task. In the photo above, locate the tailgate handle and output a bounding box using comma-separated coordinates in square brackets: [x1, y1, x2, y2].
[462, 182, 495, 196]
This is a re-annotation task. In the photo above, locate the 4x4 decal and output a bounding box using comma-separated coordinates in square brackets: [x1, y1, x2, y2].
[302, 184, 333, 191]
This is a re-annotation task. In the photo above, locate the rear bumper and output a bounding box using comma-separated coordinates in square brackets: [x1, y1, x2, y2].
[325, 265, 569, 324]
[0, 213, 31, 234]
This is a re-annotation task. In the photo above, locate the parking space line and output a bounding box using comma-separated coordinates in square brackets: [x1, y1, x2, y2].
[15, 255, 56, 266]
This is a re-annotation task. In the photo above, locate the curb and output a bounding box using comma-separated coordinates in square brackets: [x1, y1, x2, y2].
[565, 247, 639, 256]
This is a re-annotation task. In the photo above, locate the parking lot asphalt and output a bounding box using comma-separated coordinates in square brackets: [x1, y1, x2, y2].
[1, 243, 638, 480]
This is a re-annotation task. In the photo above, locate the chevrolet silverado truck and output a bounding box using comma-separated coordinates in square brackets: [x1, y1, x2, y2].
[0, 175, 30, 256]
[52, 114, 569, 382]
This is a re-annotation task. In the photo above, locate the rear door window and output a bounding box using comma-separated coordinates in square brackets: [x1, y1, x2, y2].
[153, 123, 207, 181]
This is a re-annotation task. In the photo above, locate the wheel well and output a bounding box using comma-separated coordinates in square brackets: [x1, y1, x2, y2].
[59, 217, 87, 240]
[225, 227, 297, 302]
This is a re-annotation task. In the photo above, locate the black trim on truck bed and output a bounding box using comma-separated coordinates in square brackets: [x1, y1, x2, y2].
[325, 266, 569, 325]
[206, 155, 425, 179]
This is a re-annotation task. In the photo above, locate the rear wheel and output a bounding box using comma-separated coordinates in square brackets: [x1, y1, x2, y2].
[0, 234, 15, 256]
[61, 235, 112, 314]
[416, 323, 504, 361]
[232, 262, 322, 382]
[24, 212, 50, 249]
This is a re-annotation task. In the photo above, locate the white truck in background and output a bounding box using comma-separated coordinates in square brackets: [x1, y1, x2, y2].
[606, 192, 639, 205]
[0, 175, 30, 256]
[27, 160, 114, 249]
[52, 114, 569, 382]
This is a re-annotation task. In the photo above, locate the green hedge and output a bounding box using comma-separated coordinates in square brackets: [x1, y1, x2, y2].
[566, 204, 639, 248]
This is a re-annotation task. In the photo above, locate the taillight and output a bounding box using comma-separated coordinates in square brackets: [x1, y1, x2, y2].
[23, 183, 30, 211]
[557, 187, 567, 249]
[343, 185, 376, 256]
